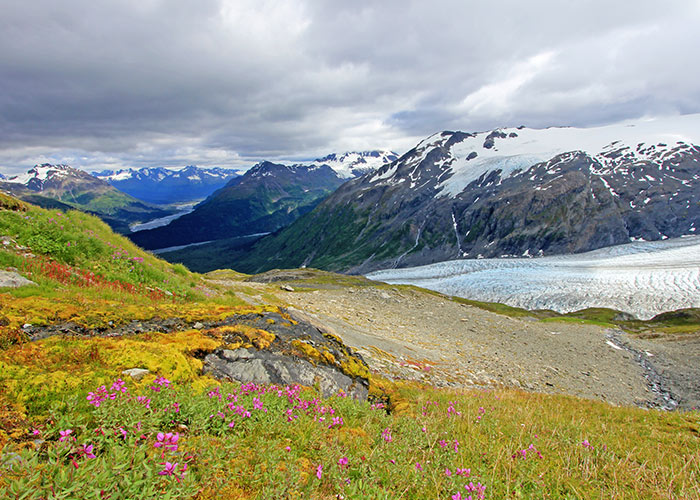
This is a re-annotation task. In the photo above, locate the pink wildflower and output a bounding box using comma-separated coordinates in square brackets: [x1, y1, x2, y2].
[158, 462, 178, 476]
[316, 464, 323, 480]
[154, 432, 179, 452]
[78, 443, 96, 459]
[338, 456, 349, 468]
[381, 427, 393, 443]
[59, 429, 73, 442]
[415, 462, 423, 472]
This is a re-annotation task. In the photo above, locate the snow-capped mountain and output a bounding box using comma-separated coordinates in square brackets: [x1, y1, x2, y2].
[228, 114, 700, 274]
[3, 164, 81, 190]
[93, 166, 239, 205]
[309, 151, 398, 179]
[0, 164, 172, 233]
[128, 161, 344, 250]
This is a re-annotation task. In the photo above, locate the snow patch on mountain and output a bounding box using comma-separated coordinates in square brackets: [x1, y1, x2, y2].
[367, 236, 700, 320]
[368, 114, 700, 198]
[311, 151, 398, 178]
[4, 164, 76, 187]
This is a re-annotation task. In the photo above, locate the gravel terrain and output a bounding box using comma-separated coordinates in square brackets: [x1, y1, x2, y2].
[261, 283, 700, 410]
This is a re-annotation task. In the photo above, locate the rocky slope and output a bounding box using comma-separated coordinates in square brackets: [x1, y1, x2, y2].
[0, 164, 172, 233]
[230, 115, 700, 274]
[93, 165, 239, 205]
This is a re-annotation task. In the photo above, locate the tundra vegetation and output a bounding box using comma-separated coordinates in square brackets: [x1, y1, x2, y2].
[0, 194, 698, 499]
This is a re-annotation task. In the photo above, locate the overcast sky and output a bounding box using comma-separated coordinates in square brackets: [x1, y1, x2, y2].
[1, 0, 699, 175]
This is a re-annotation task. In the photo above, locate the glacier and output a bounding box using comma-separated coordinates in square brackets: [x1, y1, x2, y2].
[367, 236, 700, 320]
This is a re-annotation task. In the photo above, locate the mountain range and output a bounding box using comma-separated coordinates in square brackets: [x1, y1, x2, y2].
[0, 164, 172, 233]
[219, 115, 700, 274]
[128, 151, 397, 250]
[93, 166, 239, 205]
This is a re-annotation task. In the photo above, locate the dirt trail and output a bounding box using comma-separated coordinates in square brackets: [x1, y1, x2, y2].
[211, 277, 700, 409]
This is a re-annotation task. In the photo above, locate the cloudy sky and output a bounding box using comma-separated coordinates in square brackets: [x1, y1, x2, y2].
[1, 0, 699, 175]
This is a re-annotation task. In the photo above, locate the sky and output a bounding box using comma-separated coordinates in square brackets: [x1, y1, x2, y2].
[1, 0, 699, 175]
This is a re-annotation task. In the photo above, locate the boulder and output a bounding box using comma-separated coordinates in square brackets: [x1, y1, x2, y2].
[204, 347, 368, 400]
[0, 270, 35, 288]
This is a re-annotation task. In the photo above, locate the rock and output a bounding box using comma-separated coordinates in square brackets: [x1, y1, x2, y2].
[613, 311, 638, 322]
[280, 285, 295, 292]
[122, 368, 150, 381]
[193, 322, 205, 330]
[380, 292, 391, 300]
[204, 348, 369, 400]
[0, 270, 35, 288]
[202, 309, 370, 400]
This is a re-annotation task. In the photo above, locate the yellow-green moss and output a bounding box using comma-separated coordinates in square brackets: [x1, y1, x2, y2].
[0, 330, 222, 416]
[340, 356, 370, 381]
[291, 340, 323, 364]
[208, 325, 275, 350]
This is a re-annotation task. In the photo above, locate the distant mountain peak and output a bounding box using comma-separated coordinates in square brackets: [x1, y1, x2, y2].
[4, 163, 93, 190]
[310, 150, 399, 179]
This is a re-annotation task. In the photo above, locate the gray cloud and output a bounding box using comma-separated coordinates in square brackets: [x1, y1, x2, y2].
[1, 0, 699, 175]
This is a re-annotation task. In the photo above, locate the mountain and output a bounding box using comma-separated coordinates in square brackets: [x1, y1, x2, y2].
[0, 164, 173, 233]
[0, 173, 5, 180]
[229, 114, 700, 274]
[93, 165, 239, 205]
[128, 161, 345, 250]
[310, 150, 398, 178]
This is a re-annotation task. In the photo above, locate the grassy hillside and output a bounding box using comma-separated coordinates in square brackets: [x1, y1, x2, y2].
[1, 193, 698, 499]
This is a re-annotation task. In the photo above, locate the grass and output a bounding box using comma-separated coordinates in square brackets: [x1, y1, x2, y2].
[1, 377, 698, 499]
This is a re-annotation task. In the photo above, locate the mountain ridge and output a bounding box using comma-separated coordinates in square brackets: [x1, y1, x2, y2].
[0, 163, 172, 233]
[225, 115, 700, 274]
[93, 165, 239, 205]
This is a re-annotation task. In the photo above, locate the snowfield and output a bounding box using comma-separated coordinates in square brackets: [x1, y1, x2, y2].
[367, 237, 700, 320]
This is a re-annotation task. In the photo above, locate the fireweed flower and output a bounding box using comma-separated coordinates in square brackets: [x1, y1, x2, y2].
[87, 385, 110, 407]
[151, 376, 170, 392]
[111, 378, 127, 394]
[338, 457, 349, 468]
[381, 427, 393, 442]
[136, 396, 151, 409]
[415, 462, 423, 472]
[159, 462, 179, 476]
[59, 429, 73, 442]
[78, 443, 96, 459]
[154, 432, 179, 452]
[316, 464, 323, 479]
